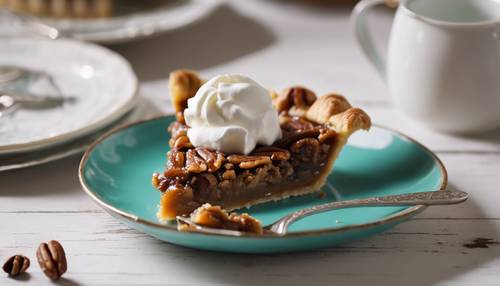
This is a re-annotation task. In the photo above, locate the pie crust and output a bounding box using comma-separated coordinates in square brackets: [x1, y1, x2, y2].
[2, 0, 114, 18]
[153, 70, 371, 221]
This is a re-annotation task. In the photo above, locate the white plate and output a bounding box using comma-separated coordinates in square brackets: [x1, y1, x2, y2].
[0, 96, 160, 172]
[0, 0, 220, 44]
[0, 37, 138, 155]
[0, 106, 138, 172]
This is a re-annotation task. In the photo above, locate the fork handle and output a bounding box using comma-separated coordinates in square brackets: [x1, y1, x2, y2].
[269, 190, 468, 234]
[1, 92, 63, 104]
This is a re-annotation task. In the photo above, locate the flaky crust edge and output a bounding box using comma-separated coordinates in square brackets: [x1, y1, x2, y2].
[169, 69, 203, 114]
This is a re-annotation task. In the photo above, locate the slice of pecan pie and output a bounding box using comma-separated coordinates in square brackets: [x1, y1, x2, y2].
[152, 70, 371, 221]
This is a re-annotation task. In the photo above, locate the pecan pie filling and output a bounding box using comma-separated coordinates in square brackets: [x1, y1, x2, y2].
[177, 204, 263, 234]
[152, 70, 371, 223]
[152, 114, 338, 220]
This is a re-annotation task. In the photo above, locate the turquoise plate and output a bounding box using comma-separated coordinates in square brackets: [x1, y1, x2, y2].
[79, 116, 447, 253]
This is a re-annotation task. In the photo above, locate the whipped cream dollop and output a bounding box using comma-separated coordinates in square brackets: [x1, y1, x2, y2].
[184, 74, 282, 154]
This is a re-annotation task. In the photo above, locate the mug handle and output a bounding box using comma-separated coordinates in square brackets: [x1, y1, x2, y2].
[352, 0, 395, 79]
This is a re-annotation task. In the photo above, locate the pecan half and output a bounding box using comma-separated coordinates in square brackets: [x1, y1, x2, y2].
[196, 148, 225, 172]
[281, 117, 315, 131]
[154, 173, 169, 191]
[318, 128, 337, 144]
[252, 146, 290, 161]
[227, 155, 272, 169]
[186, 149, 208, 173]
[154, 172, 188, 192]
[152, 172, 161, 188]
[36, 240, 67, 280]
[168, 150, 186, 168]
[168, 121, 188, 140]
[169, 70, 203, 113]
[163, 167, 188, 179]
[276, 87, 317, 113]
[173, 135, 193, 150]
[3, 255, 30, 276]
[290, 138, 320, 164]
[275, 128, 321, 147]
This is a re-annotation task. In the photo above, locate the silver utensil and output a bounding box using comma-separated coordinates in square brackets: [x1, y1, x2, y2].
[0, 66, 29, 86]
[0, 94, 18, 117]
[0, 91, 69, 117]
[177, 190, 469, 236]
[1, 91, 66, 104]
[0, 99, 148, 171]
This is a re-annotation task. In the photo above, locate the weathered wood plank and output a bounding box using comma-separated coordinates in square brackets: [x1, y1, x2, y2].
[1, 213, 499, 286]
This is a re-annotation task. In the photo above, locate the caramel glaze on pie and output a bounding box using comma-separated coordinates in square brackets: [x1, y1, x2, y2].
[152, 70, 371, 221]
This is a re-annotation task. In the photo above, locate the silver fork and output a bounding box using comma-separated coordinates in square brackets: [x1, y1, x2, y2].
[0, 91, 68, 117]
[0, 66, 29, 86]
[176, 190, 469, 236]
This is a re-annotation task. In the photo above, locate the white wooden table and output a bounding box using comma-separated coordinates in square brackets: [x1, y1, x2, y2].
[2, 1, 500, 285]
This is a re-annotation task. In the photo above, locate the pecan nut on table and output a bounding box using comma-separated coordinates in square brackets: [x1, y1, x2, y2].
[36, 240, 67, 280]
[2, 255, 30, 276]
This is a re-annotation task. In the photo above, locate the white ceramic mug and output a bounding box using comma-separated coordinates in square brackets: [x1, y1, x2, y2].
[352, 0, 500, 133]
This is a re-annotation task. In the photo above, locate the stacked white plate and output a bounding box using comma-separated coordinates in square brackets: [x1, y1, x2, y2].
[0, 0, 220, 43]
[0, 37, 140, 171]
